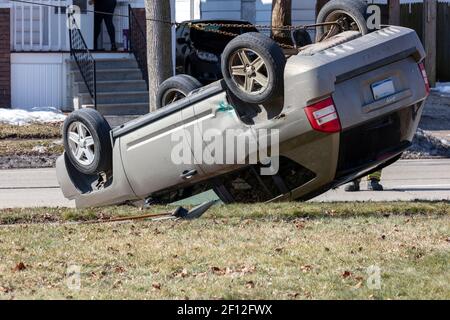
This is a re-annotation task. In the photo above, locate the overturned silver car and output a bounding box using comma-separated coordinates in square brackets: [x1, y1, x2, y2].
[57, 1, 429, 208]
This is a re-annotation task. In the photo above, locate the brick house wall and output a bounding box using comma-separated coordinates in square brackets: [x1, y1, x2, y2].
[0, 8, 10, 108]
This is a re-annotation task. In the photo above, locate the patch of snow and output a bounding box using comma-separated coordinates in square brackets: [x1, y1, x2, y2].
[0, 107, 66, 126]
[432, 82, 450, 95]
[32, 146, 48, 154]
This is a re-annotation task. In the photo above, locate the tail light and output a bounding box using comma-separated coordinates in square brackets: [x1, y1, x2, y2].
[418, 62, 430, 94]
[304, 97, 341, 133]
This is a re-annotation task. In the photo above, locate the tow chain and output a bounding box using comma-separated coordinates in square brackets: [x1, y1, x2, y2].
[187, 21, 341, 50]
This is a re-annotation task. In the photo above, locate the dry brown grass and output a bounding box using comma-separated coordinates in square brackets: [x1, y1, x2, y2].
[0, 123, 62, 140]
[0, 139, 64, 157]
[0, 202, 449, 300]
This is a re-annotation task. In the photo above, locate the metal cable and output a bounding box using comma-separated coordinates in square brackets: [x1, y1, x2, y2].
[8, 0, 335, 30]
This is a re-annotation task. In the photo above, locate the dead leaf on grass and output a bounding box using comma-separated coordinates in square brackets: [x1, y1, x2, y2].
[211, 265, 256, 276]
[293, 219, 305, 230]
[0, 286, 12, 293]
[300, 265, 313, 273]
[12, 262, 26, 272]
[240, 265, 256, 274]
[173, 268, 189, 278]
[114, 266, 126, 274]
[287, 292, 300, 299]
[211, 266, 226, 276]
[342, 270, 352, 278]
[194, 272, 207, 278]
[152, 282, 161, 290]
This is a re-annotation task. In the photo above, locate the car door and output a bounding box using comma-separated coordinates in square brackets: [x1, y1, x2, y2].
[181, 89, 258, 177]
[119, 109, 203, 198]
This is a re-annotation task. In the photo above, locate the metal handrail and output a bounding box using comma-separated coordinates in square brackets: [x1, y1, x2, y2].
[128, 5, 148, 88]
[68, 12, 97, 109]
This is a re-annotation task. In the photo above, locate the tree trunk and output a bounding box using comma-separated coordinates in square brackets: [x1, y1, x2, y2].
[388, 0, 400, 26]
[423, 0, 437, 87]
[271, 0, 292, 45]
[146, 0, 173, 112]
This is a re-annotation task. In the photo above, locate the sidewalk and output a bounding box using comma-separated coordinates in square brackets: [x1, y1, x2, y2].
[0, 159, 449, 209]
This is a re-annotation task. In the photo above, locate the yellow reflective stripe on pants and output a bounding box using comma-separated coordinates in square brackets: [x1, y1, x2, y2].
[368, 170, 382, 181]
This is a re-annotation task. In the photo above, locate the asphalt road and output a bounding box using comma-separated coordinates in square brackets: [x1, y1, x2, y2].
[0, 159, 449, 209]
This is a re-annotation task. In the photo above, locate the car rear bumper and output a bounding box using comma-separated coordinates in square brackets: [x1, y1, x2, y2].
[289, 102, 424, 201]
[335, 102, 423, 179]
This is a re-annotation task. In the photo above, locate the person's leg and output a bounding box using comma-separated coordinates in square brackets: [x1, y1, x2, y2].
[93, 12, 103, 51]
[103, 0, 117, 50]
[345, 178, 361, 192]
[367, 170, 383, 191]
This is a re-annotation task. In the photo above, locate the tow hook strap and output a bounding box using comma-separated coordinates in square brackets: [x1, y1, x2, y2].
[82, 200, 217, 225]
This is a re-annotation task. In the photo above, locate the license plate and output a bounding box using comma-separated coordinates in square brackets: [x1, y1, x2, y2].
[371, 78, 395, 100]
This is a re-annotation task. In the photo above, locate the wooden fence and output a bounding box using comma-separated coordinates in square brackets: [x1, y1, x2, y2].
[436, 2, 450, 81]
[357, 2, 449, 82]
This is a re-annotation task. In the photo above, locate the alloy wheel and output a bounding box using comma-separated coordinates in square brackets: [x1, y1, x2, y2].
[228, 48, 269, 95]
[67, 121, 96, 166]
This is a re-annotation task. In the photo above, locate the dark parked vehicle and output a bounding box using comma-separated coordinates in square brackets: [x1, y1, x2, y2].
[175, 20, 259, 84]
[175, 20, 313, 84]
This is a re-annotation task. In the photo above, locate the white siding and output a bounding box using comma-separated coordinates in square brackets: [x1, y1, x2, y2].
[255, 0, 315, 26]
[11, 53, 69, 110]
[199, 0, 316, 37]
[200, 0, 242, 20]
[176, 0, 201, 21]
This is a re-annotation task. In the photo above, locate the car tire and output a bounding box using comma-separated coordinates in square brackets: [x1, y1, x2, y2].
[221, 32, 286, 105]
[316, 0, 369, 41]
[63, 108, 112, 175]
[156, 74, 203, 109]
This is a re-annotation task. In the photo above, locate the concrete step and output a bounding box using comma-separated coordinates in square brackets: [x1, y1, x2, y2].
[96, 102, 149, 116]
[72, 68, 143, 81]
[105, 115, 141, 128]
[81, 91, 149, 104]
[76, 80, 147, 93]
[96, 58, 139, 70]
[70, 58, 139, 70]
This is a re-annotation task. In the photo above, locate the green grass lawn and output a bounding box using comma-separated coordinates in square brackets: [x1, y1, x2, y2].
[0, 202, 449, 299]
